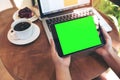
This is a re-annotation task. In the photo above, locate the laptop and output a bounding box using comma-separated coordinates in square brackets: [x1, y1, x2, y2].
[37, 0, 112, 42]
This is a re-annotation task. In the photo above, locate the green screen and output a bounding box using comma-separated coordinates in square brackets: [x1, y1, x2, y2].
[55, 16, 102, 55]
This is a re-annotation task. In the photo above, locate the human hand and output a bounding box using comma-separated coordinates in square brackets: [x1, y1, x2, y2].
[50, 39, 71, 68]
[95, 27, 113, 56]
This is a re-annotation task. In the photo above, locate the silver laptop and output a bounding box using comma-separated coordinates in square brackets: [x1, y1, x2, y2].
[37, 0, 112, 42]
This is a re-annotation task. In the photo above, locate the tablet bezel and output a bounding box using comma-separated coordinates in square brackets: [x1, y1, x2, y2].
[50, 16, 106, 57]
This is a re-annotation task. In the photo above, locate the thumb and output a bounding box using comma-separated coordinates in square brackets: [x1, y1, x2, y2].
[50, 39, 59, 58]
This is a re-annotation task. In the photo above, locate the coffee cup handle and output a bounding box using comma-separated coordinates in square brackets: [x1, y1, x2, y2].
[10, 29, 19, 40]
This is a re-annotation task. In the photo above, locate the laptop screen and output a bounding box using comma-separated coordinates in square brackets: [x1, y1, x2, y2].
[38, 0, 90, 17]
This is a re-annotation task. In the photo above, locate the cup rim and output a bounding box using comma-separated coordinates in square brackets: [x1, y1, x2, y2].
[11, 18, 32, 32]
[11, 18, 32, 28]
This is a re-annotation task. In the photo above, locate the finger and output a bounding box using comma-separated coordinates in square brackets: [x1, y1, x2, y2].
[50, 39, 56, 53]
[50, 39, 55, 49]
[101, 27, 111, 39]
[50, 39, 59, 58]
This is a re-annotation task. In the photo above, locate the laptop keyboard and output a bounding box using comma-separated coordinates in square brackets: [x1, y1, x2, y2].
[46, 9, 94, 26]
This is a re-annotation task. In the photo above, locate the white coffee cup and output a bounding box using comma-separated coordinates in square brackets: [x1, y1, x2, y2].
[10, 18, 33, 40]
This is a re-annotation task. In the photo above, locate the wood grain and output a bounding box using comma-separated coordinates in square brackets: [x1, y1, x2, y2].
[0, 58, 14, 80]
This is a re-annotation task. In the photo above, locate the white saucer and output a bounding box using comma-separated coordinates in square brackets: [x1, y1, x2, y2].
[7, 23, 40, 45]
[13, 8, 39, 22]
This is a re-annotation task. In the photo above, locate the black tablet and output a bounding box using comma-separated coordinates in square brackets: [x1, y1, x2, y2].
[50, 16, 106, 57]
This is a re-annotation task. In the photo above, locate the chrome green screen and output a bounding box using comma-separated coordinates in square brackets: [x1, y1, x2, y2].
[55, 16, 101, 55]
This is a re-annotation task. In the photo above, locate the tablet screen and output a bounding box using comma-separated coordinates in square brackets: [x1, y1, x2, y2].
[51, 16, 105, 57]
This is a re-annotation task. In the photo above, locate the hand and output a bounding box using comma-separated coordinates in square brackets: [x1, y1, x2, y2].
[50, 39, 71, 68]
[95, 27, 113, 56]
[96, 28, 120, 78]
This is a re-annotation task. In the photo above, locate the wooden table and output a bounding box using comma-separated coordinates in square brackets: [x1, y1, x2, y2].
[0, 8, 120, 80]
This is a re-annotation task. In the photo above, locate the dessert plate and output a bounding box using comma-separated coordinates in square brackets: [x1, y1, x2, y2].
[13, 7, 39, 22]
[7, 23, 40, 45]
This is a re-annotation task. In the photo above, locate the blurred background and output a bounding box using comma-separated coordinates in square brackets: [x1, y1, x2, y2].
[93, 0, 120, 32]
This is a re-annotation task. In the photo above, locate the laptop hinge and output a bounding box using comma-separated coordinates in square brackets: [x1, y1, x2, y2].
[47, 10, 74, 18]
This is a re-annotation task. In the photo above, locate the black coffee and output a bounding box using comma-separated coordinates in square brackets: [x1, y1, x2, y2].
[14, 22, 31, 31]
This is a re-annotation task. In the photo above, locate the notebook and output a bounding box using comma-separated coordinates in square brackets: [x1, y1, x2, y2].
[37, 0, 112, 42]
